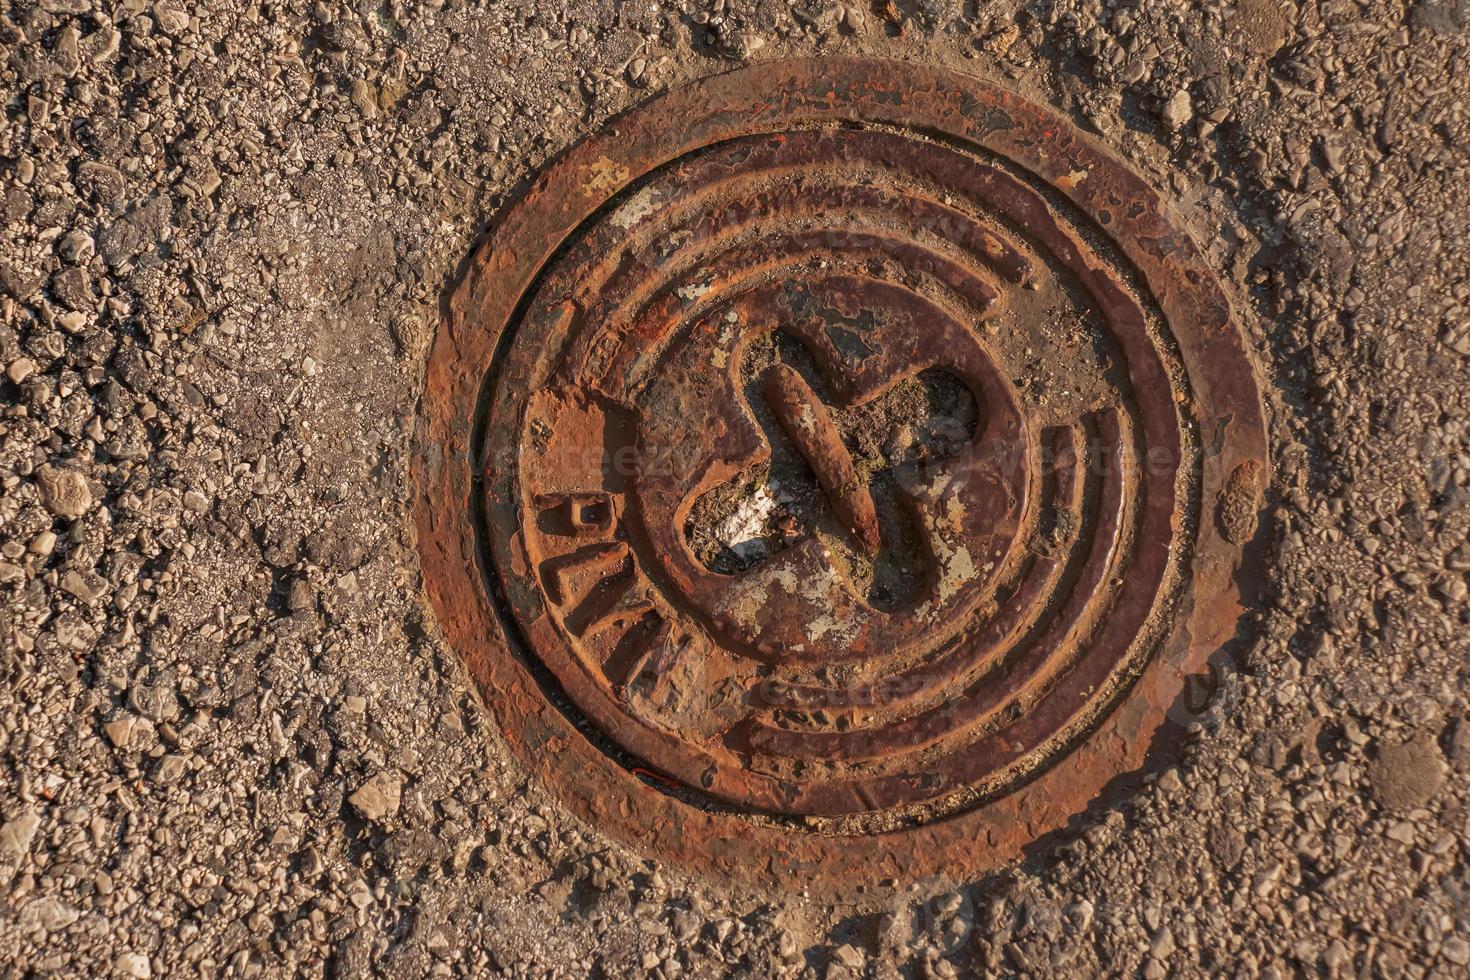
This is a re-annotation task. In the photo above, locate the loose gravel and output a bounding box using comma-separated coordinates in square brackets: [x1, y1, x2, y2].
[1, 0, 1467, 976]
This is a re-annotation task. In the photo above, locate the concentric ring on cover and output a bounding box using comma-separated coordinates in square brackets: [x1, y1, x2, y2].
[480, 121, 1183, 818]
[416, 58, 1267, 889]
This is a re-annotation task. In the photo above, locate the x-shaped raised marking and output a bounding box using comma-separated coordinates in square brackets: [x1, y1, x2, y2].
[632, 276, 1029, 662]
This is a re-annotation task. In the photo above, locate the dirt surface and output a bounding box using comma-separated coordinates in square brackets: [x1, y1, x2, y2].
[1, 1, 1467, 977]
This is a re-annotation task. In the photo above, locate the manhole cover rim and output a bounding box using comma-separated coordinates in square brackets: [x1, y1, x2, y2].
[416, 56, 1269, 892]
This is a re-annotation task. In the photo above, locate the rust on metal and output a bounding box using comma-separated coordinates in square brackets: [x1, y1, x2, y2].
[761, 363, 882, 555]
[414, 57, 1269, 893]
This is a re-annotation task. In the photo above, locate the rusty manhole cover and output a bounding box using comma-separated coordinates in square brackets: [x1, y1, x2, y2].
[416, 58, 1268, 890]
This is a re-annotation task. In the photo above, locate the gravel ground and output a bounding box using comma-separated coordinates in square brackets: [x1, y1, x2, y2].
[1, 0, 1468, 976]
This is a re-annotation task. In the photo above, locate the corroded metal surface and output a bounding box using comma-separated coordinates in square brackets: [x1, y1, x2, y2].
[415, 57, 1269, 893]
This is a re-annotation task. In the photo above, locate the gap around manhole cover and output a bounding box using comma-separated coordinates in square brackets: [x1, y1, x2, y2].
[415, 57, 1269, 894]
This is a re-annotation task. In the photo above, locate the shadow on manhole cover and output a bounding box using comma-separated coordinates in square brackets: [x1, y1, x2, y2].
[415, 57, 1269, 893]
